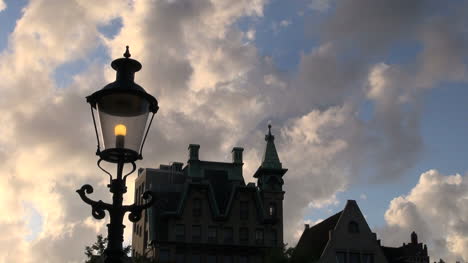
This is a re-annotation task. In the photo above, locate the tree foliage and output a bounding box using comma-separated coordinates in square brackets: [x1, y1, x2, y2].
[84, 235, 131, 263]
[264, 244, 295, 263]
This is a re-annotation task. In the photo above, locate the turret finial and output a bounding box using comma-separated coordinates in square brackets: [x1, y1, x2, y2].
[266, 121, 274, 141]
[124, 45, 131, 58]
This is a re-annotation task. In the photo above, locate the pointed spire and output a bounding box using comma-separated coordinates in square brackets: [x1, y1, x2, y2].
[261, 123, 282, 169]
[411, 231, 418, 244]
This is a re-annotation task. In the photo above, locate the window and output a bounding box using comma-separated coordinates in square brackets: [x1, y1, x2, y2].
[239, 255, 248, 263]
[224, 255, 233, 263]
[224, 227, 233, 243]
[159, 249, 170, 263]
[268, 203, 277, 217]
[192, 225, 201, 241]
[143, 230, 148, 248]
[240, 201, 249, 220]
[240, 227, 249, 242]
[208, 226, 217, 242]
[207, 255, 217, 263]
[193, 198, 202, 217]
[175, 224, 185, 241]
[350, 253, 361, 263]
[255, 229, 264, 244]
[191, 253, 201, 263]
[175, 251, 185, 263]
[336, 252, 347, 263]
[348, 221, 359, 233]
[362, 254, 374, 263]
[270, 229, 277, 245]
[135, 188, 140, 205]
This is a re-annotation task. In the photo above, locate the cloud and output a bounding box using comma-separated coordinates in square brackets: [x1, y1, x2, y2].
[0, 0, 5, 12]
[364, 63, 423, 180]
[280, 104, 357, 242]
[379, 170, 468, 262]
[280, 19, 291, 27]
[0, 0, 467, 261]
[308, 0, 331, 12]
[0, 0, 271, 261]
[319, 0, 427, 53]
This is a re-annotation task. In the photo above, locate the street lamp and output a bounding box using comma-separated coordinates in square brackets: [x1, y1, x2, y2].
[77, 46, 158, 263]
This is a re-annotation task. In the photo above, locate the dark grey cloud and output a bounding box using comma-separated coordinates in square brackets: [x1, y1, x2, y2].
[319, 0, 427, 54]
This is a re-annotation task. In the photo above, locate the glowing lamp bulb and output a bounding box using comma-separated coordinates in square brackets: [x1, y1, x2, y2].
[115, 124, 126, 148]
[115, 124, 127, 136]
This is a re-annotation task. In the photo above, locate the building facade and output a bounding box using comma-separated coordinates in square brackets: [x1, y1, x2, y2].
[381, 232, 430, 263]
[292, 200, 388, 263]
[132, 126, 287, 263]
[292, 200, 431, 263]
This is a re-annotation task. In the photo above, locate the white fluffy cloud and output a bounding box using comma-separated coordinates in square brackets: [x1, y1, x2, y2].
[280, 104, 357, 242]
[381, 170, 468, 262]
[0, 0, 5, 12]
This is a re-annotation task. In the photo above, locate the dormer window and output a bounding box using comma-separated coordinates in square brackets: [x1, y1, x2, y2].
[348, 221, 359, 233]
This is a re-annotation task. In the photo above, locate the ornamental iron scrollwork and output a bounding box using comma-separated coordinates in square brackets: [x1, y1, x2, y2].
[76, 160, 155, 229]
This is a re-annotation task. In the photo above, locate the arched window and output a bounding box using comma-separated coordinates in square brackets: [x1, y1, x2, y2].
[348, 221, 359, 233]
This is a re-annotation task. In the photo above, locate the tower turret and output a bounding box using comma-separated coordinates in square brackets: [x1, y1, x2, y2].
[254, 124, 288, 192]
[411, 231, 418, 244]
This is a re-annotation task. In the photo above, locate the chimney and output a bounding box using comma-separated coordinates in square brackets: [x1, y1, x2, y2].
[232, 147, 244, 164]
[188, 144, 200, 161]
[171, 162, 183, 171]
[304, 224, 309, 230]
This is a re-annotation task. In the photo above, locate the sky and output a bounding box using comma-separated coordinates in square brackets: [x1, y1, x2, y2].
[0, 0, 468, 262]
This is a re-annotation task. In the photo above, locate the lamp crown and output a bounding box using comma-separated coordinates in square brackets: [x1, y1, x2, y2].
[111, 46, 142, 83]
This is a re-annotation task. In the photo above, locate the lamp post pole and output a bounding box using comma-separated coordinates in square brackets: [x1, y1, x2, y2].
[77, 46, 158, 263]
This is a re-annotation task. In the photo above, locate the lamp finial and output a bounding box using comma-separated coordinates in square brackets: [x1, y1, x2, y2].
[267, 121, 272, 137]
[124, 46, 131, 58]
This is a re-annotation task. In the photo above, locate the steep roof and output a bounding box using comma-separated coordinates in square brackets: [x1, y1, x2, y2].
[261, 124, 282, 169]
[254, 124, 287, 178]
[292, 211, 342, 262]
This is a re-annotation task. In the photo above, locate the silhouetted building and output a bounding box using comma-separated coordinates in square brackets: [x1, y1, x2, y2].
[292, 200, 432, 263]
[132, 125, 287, 262]
[291, 200, 388, 263]
[381, 231, 430, 263]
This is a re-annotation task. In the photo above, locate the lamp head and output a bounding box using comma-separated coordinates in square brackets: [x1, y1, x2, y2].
[86, 46, 158, 163]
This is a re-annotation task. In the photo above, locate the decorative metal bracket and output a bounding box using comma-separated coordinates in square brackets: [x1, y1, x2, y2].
[76, 184, 111, 219]
[126, 191, 155, 222]
[76, 185, 155, 221]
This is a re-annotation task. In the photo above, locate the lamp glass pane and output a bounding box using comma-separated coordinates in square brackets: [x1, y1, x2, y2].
[96, 92, 150, 153]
